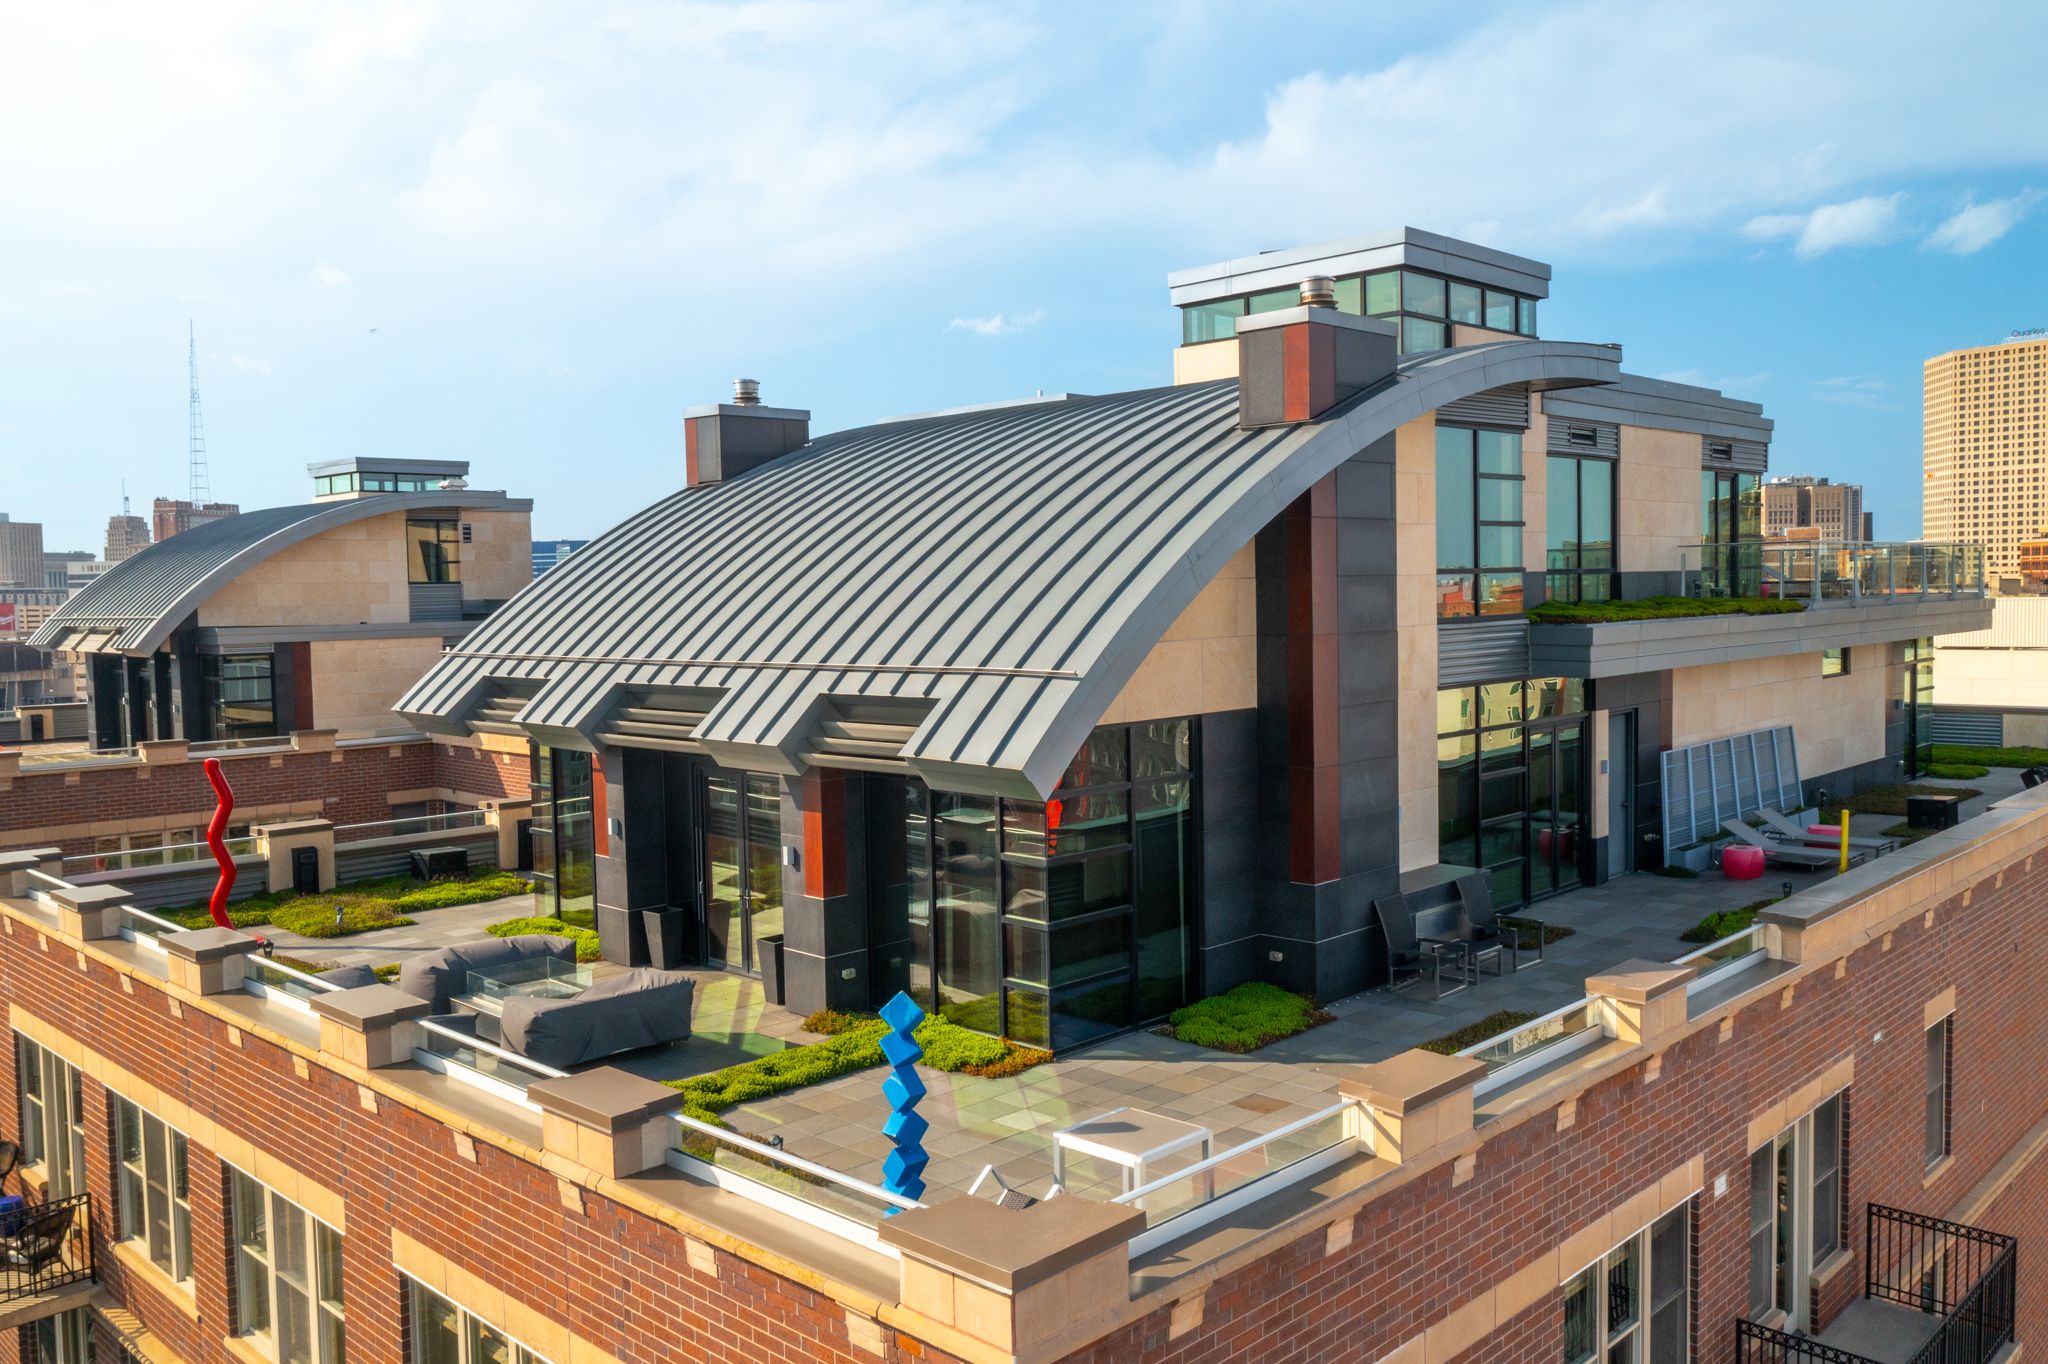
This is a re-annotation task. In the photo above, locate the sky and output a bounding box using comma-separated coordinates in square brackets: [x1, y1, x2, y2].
[3, 1, 2046, 552]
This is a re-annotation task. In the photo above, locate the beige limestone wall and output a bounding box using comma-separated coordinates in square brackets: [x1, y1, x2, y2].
[1523, 396, 1550, 578]
[1173, 342, 1240, 386]
[198, 510, 410, 628]
[1395, 414, 1440, 871]
[1668, 649, 1887, 779]
[1616, 426, 1699, 574]
[1933, 647, 2048, 711]
[1098, 543, 1256, 725]
[461, 508, 535, 606]
[309, 636, 450, 735]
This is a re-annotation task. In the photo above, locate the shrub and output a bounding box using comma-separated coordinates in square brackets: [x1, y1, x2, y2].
[389, 873, 532, 913]
[802, 1008, 874, 1036]
[159, 869, 524, 935]
[914, 1019, 1010, 1072]
[1922, 762, 1990, 780]
[1420, 1010, 1538, 1056]
[485, 915, 602, 962]
[1931, 743, 2048, 770]
[963, 1045, 1053, 1079]
[1678, 900, 1779, 945]
[1841, 783, 1982, 818]
[1166, 982, 1331, 1054]
[1528, 595, 1805, 625]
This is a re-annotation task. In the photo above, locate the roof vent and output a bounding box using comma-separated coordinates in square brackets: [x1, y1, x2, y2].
[733, 378, 762, 407]
[437, 476, 469, 490]
[1299, 276, 1337, 309]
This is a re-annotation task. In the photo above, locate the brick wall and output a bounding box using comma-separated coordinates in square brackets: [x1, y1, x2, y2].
[0, 739, 529, 857]
[0, 915, 960, 1364]
[1055, 851, 2048, 1362]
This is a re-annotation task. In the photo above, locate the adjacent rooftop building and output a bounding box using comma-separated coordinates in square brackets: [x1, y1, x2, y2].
[1925, 330, 2048, 582]
[150, 495, 239, 544]
[0, 511, 47, 588]
[103, 511, 151, 563]
[1764, 474, 1869, 541]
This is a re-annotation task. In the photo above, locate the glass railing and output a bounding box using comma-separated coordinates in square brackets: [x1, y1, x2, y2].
[63, 837, 259, 876]
[1458, 998, 1602, 1082]
[121, 906, 187, 948]
[1679, 541, 1985, 602]
[414, 1017, 567, 1095]
[670, 1113, 922, 1233]
[333, 810, 490, 843]
[1674, 926, 1766, 988]
[244, 957, 341, 1003]
[1108, 1101, 1353, 1249]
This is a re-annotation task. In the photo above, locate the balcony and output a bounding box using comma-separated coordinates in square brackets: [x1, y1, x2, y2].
[0, 1191, 96, 1329]
[1530, 540, 1991, 679]
[1734, 1204, 2017, 1364]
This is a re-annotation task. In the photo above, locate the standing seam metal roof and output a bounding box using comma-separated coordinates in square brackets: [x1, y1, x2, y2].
[399, 340, 1621, 796]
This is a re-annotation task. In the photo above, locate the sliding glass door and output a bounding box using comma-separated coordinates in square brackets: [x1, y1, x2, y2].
[699, 770, 783, 976]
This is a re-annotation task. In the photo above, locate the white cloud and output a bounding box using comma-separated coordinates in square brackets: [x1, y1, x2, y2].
[309, 263, 350, 288]
[1924, 191, 2043, 255]
[1742, 193, 1905, 259]
[1656, 369, 1771, 393]
[228, 354, 272, 376]
[1810, 375, 1891, 409]
[946, 310, 1044, 337]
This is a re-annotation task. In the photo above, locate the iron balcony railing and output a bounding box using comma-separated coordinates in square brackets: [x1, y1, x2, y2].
[1681, 540, 1986, 603]
[0, 1190, 95, 1309]
[1734, 1204, 2017, 1364]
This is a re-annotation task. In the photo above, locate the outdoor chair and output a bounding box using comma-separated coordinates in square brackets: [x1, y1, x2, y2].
[1449, 874, 1549, 974]
[1373, 892, 1467, 999]
[1720, 820, 1857, 870]
[1, 1200, 74, 1278]
[1756, 808, 1898, 857]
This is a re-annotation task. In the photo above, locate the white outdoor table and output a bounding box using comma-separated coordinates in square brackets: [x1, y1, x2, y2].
[1052, 1107, 1213, 1197]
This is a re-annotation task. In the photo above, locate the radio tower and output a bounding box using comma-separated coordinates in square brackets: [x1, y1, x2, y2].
[187, 321, 210, 505]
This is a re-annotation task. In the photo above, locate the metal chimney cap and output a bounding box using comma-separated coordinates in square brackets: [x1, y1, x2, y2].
[1300, 276, 1337, 308]
[733, 378, 762, 406]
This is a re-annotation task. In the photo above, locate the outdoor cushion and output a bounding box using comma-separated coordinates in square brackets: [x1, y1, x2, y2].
[315, 964, 382, 991]
[395, 935, 578, 1014]
[498, 969, 695, 1069]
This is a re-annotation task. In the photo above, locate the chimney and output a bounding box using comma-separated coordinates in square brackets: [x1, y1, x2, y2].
[1235, 278, 1397, 428]
[684, 380, 810, 487]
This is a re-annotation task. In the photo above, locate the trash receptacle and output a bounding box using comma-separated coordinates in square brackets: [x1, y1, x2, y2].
[758, 933, 787, 1006]
[1906, 793, 1962, 830]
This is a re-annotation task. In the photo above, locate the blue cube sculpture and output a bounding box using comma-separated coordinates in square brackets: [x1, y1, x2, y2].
[878, 991, 928, 1208]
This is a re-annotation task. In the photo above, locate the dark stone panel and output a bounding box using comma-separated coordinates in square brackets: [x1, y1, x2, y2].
[1200, 936, 1260, 998]
[1338, 701, 1398, 763]
[1336, 521, 1398, 578]
[1198, 710, 1260, 953]
[1335, 574, 1398, 645]
[782, 890, 865, 960]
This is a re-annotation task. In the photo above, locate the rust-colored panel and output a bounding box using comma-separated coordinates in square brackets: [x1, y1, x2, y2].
[684, 418, 701, 488]
[591, 753, 609, 857]
[802, 768, 847, 900]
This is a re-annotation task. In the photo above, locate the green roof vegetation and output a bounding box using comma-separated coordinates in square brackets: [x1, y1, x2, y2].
[1528, 595, 1805, 625]
[161, 870, 533, 939]
[1161, 982, 1331, 1054]
[1419, 1010, 1537, 1056]
[1930, 742, 2047, 769]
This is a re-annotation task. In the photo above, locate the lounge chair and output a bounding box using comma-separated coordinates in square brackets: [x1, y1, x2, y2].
[1, 1199, 75, 1279]
[1757, 808, 1898, 856]
[1450, 874, 1549, 974]
[1373, 892, 1468, 999]
[1720, 820, 1858, 870]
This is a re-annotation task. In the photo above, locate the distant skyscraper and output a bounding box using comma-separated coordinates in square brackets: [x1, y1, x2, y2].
[0, 514, 46, 589]
[105, 513, 151, 562]
[1925, 332, 2048, 580]
[153, 497, 239, 544]
[532, 538, 590, 578]
[1762, 476, 1868, 541]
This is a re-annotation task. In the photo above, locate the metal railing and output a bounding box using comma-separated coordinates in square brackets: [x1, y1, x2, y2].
[1108, 1100, 1357, 1256]
[1681, 540, 1986, 603]
[243, 956, 342, 1007]
[669, 1112, 922, 1246]
[1675, 926, 1768, 992]
[1458, 998, 1606, 1097]
[412, 1017, 566, 1106]
[62, 836, 259, 876]
[333, 810, 490, 844]
[0, 1190, 95, 1308]
[1734, 1319, 1873, 1362]
[120, 905, 186, 951]
[1867, 1204, 2017, 1364]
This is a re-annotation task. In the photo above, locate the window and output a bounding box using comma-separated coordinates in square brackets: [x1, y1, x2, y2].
[1246, 286, 1297, 315]
[1546, 454, 1616, 603]
[1748, 1092, 1847, 1328]
[15, 1034, 85, 1197]
[407, 519, 461, 585]
[202, 652, 277, 741]
[1436, 426, 1525, 618]
[1364, 271, 1399, 315]
[231, 1170, 347, 1364]
[1821, 647, 1848, 678]
[1925, 1016, 1952, 1167]
[1483, 288, 1516, 331]
[410, 1279, 555, 1364]
[1436, 679, 1588, 908]
[29, 1309, 96, 1364]
[1563, 1204, 1689, 1363]
[1400, 270, 1445, 317]
[112, 1095, 192, 1286]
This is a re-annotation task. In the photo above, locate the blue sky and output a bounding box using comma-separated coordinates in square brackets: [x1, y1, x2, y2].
[4, 1, 2045, 552]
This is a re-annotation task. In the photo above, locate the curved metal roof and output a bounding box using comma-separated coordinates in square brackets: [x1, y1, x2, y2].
[398, 340, 1621, 796]
[31, 491, 529, 656]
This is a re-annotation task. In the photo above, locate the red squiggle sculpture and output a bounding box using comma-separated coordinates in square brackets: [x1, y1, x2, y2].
[203, 757, 236, 929]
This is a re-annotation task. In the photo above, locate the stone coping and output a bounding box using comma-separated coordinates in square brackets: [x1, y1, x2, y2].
[1585, 960, 1695, 1004]
[878, 1194, 1144, 1293]
[1337, 1050, 1485, 1114]
[257, 817, 334, 836]
[526, 1067, 686, 1133]
[0, 847, 62, 871]
[309, 984, 433, 1031]
[160, 926, 265, 964]
[51, 883, 133, 910]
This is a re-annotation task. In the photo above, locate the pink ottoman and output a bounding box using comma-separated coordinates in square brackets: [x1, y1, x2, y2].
[1722, 845, 1765, 880]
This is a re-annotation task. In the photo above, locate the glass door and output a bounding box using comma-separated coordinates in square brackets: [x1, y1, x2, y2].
[1904, 638, 1935, 777]
[1529, 722, 1586, 900]
[698, 769, 785, 976]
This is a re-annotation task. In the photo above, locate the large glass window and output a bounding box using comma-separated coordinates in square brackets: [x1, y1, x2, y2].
[1437, 680, 1586, 908]
[202, 652, 278, 742]
[1176, 269, 1530, 356]
[409, 1278, 554, 1364]
[1925, 1016, 1951, 1167]
[531, 748, 595, 929]
[1563, 1204, 1688, 1363]
[112, 1094, 192, 1286]
[904, 720, 1197, 1048]
[230, 1170, 347, 1364]
[407, 519, 461, 585]
[1701, 469, 1763, 595]
[1180, 299, 1243, 345]
[1436, 426, 1524, 618]
[1748, 1091, 1847, 1329]
[14, 1034, 84, 1197]
[1546, 454, 1616, 603]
